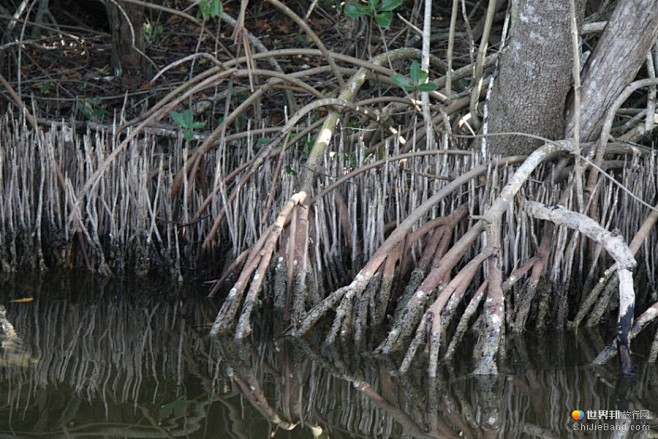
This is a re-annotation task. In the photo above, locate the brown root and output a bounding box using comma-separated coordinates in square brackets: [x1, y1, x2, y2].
[210, 192, 307, 338]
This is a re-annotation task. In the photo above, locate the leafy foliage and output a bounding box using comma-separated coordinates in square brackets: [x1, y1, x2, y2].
[390, 60, 438, 93]
[75, 97, 106, 121]
[171, 109, 207, 141]
[143, 20, 163, 43]
[198, 0, 223, 20]
[344, 0, 403, 29]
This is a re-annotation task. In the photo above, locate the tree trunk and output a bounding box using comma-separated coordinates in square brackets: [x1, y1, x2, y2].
[105, 0, 145, 81]
[486, 0, 584, 156]
[566, 0, 658, 140]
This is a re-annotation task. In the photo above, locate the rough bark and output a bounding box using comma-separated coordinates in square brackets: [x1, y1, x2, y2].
[105, 0, 145, 81]
[487, 0, 584, 156]
[566, 0, 658, 140]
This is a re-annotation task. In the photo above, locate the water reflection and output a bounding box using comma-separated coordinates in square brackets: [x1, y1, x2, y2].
[0, 274, 656, 438]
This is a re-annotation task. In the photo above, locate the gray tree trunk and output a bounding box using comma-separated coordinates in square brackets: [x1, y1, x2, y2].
[486, 0, 583, 156]
[105, 0, 145, 82]
[566, 0, 658, 140]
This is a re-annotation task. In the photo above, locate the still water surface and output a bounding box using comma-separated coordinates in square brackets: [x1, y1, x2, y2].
[0, 274, 656, 438]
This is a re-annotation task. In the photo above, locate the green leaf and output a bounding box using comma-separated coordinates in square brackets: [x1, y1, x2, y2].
[172, 110, 204, 140]
[417, 82, 438, 92]
[211, 0, 223, 16]
[199, 0, 223, 20]
[390, 74, 412, 91]
[409, 60, 421, 84]
[368, 0, 378, 11]
[184, 109, 195, 126]
[374, 11, 392, 28]
[178, 109, 197, 127]
[40, 81, 51, 94]
[344, 3, 370, 18]
[158, 396, 187, 422]
[170, 111, 184, 127]
[379, 0, 402, 12]
[284, 165, 298, 176]
[171, 108, 194, 128]
[75, 102, 92, 120]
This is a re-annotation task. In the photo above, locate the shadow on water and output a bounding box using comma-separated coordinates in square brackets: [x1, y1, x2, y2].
[0, 274, 657, 438]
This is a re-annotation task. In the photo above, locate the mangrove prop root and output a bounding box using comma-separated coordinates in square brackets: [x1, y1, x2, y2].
[524, 200, 637, 375]
[429, 248, 494, 376]
[512, 223, 553, 330]
[292, 157, 523, 338]
[377, 222, 485, 355]
[573, 199, 658, 327]
[399, 312, 431, 374]
[373, 252, 398, 325]
[443, 249, 496, 333]
[211, 191, 307, 337]
[467, 140, 577, 374]
[235, 193, 308, 339]
[209, 226, 274, 333]
[444, 281, 488, 362]
[212, 49, 428, 336]
[593, 299, 658, 365]
[472, 229, 505, 375]
[291, 204, 311, 325]
[586, 280, 617, 327]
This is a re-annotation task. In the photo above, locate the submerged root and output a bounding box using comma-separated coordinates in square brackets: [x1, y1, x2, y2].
[593, 298, 658, 366]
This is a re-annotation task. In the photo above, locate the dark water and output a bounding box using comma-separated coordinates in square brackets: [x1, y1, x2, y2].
[0, 274, 656, 438]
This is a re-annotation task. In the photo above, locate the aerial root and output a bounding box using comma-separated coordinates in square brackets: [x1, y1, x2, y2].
[289, 199, 312, 325]
[473, 242, 505, 375]
[354, 273, 383, 346]
[507, 220, 555, 330]
[293, 203, 471, 342]
[378, 143, 575, 373]
[210, 138, 649, 376]
[444, 280, 488, 362]
[593, 298, 658, 365]
[376, 222, 485, 355]
[398, 248, 493, 375]
[290, 143, 579, 376]
[210, 191, 307, 338]
[292, 157, 528, 339]
[524, 200, 637, 374]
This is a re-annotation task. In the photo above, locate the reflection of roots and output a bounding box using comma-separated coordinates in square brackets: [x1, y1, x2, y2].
[0, 306, 37, 367]
[217, 340, 300, 431]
